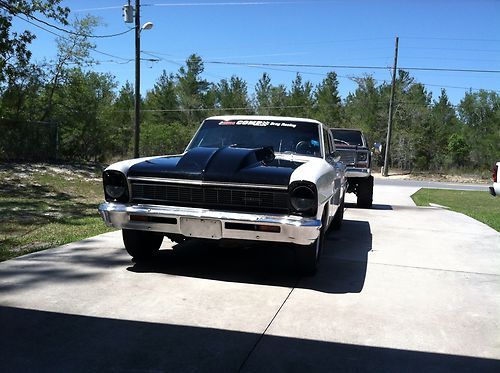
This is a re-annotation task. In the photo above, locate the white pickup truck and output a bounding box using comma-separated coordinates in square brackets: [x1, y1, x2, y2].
[490, 162, 500, 197]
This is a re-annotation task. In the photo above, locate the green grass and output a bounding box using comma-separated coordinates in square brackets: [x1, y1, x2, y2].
[411, 188, 500, 231]
[0, 163, 114, 262]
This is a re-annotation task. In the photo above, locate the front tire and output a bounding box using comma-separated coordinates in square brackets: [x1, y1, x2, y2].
[357, 176, 373, 208]
[295, 225, 324, 276]
[331, 193, 345, 231]
[122, 229, 163, 260]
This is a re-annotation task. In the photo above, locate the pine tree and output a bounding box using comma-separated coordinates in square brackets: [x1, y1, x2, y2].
[314, 71, 342, 127]
[216, 76, 251, 114]
[176, 54, 209, 125]
[255, 73, 272, 115]
[144, 70, 179, 124]
[288, 73, 314, 118]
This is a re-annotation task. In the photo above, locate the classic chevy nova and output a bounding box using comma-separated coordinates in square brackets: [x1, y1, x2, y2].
[98, 116, 346, 274]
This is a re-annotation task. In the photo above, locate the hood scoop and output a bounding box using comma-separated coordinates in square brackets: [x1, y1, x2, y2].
[175, 147, 219, 174]
[175, 146, 274, 176]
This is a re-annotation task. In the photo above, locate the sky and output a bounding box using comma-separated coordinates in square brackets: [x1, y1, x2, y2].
[9, 0, 500, 104]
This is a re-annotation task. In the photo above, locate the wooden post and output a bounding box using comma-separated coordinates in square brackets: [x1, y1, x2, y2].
[382, 36, 399, 177]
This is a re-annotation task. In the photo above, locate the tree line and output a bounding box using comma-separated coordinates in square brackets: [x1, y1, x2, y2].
[0, 10, 498, 171]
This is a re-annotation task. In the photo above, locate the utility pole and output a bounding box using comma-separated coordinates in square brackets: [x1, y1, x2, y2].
[134, 0, 141, 158]
[382, 36, 399, 177]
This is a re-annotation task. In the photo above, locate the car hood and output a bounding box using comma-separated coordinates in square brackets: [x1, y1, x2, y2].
[127, 147, 305, 186]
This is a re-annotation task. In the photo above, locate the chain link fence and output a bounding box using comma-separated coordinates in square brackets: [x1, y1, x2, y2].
[0, 119, 58, 161]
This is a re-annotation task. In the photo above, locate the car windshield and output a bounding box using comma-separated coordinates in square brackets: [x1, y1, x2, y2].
[187, 119, 322, 157]
[331, 129, 364, 146]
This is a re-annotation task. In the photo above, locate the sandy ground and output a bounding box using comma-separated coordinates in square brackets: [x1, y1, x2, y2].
[372, 170, 490, 185]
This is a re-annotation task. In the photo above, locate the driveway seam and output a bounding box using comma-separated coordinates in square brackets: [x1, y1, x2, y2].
[332, 257, 500, 277]
[237, 278, 299, 372]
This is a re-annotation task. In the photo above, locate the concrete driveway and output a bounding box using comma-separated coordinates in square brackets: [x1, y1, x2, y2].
[1, 183, 499, 372]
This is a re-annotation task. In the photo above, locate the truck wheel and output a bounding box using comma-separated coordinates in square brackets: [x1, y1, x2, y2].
[122, 229, 163, 260]
[295, 225, 324, 276]
[357, 176, 373, 208]
[331, 193, 345, 231]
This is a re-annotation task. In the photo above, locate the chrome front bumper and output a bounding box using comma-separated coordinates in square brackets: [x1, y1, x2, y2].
[98, 203, 321, 246]
[345, 167, 370, 178]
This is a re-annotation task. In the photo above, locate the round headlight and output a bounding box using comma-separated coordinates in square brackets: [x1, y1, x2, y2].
[290, 185, 316, 212]
[103, 170, 129, 202]
[105, 184, 126, 199]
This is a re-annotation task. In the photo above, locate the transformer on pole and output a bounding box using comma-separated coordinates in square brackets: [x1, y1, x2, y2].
[122, 4, 133, 23]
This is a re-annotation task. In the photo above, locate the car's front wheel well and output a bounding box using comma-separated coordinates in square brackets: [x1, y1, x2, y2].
[316, 202, 329, 229]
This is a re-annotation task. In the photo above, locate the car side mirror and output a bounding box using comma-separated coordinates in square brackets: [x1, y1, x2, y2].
[332, 151, 341, 163]
[373, 143, 382, 154]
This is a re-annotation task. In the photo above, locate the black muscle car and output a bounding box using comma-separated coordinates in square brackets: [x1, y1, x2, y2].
[98, 116, 346, 274]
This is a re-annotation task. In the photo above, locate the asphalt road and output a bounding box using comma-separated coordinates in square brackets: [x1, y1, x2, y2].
[1, 184, 499, 372]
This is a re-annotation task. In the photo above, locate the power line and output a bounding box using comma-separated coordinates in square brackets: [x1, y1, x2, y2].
[204, 60, 500, 74]
[138, 51, 500, 93]
[399, 56, 500, 63]
[8, 12, 500, 95]
[206, 60, 392, 71]
[402, 36, 500, 43]
[12, 13, 61, 38]
[92, 49, 132, 62]
[394, 66, 500, 74]
[404, 46, 500, 53]
[12, 12, 133, 63]
[142, 1, 340, 7]
[73, 6, 124, 13]
[95, 57, 161, 65]
[74, 1, 342, 11]
[202, 60, 500, 93]
[0, 0, 134, 38]
[118, 56, 500, 93]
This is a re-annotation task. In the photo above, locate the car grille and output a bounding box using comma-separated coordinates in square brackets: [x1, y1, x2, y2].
[337, 149, 356, 165]
[130, 182, 290, 214]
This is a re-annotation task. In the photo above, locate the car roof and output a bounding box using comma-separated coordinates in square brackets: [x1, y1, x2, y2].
[206, 115, 323, 126]
[330, 128, 363, 132]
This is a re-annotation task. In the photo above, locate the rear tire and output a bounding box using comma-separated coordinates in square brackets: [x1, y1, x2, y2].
[357, 176, 373, 208]
[122, 229, 163, 260]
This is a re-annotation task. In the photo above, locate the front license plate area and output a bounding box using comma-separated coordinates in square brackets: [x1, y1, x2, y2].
[180, 218, 222, 239]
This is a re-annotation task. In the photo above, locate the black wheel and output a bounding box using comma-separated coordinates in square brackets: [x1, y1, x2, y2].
[295, 225, 324, 276]
[330, 193, 345, 231]
[122, 229, 163, 260]
[357, 176, 373, 208]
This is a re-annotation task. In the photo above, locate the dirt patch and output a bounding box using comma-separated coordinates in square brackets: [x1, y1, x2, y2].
[0, 162, 104, 181]
[372, 171, 489, 185]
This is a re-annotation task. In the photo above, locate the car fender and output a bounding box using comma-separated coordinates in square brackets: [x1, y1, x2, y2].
[290, 157, 340, 221]
[105, 155, 180, 175]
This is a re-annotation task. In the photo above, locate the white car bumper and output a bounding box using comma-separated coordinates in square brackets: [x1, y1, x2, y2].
[98, 202, 321, 246]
